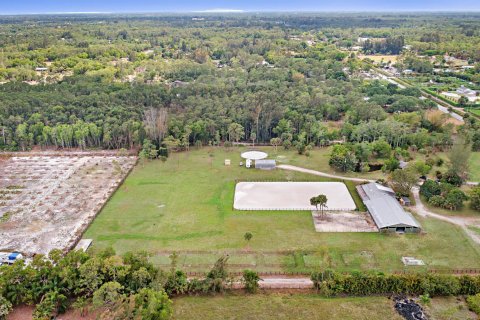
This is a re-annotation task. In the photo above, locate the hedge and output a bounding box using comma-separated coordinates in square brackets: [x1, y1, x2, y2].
[311, 270, 480, 297]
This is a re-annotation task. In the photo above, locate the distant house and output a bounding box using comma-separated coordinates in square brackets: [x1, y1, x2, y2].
[357, 183, 421, 233]
[35, 67, 48, 72]
[441, 91, 461, 103]
[457, 85, 476, 96]
[357, 37, 370, 44]
[442, 85, 479, 103]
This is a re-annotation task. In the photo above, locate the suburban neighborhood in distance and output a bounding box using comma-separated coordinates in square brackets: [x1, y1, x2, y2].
[1, 2, 480, 319]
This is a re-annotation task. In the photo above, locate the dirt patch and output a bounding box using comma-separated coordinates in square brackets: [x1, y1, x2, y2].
[8, 305, 99, 320]
[312, 211, 378, 232]
[0, 154, 136, 255]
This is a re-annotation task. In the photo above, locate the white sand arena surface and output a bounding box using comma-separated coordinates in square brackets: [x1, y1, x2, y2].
[234, 182, 356, 211]
[0, 154, 136, 255]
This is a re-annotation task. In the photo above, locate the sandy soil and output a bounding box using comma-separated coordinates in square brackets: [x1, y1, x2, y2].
[8, 305, 99, 320]
[0, 154, 136, 255]
[312, 211, 378, 232]
[234, 182, 356, 211]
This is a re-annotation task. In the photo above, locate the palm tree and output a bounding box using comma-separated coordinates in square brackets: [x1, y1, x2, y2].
[250, 132, 256, 147]
[310, 194, 328, 216]
[317, 195, 328, 215]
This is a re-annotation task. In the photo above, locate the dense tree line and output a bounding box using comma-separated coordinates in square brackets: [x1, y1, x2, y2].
[362, 36, 405, 55]
[0, 14, 479, 153]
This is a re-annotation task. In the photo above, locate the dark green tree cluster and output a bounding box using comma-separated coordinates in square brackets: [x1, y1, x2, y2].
[362, 36, 405, 55]
[0, 249, 173, 319]
[420, 180, 468, 211]
[0, 249, 262, 319]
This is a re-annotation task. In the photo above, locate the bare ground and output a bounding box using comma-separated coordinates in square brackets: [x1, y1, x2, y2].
[312, 211, 378, 232]
[0, 154, 136, 255]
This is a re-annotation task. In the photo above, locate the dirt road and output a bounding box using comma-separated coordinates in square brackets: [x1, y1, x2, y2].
[412, 187, 480, 245]
[277, 164, 375, 183]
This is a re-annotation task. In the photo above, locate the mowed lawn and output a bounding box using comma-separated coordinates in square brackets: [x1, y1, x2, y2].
[172, 294, 476, 320]
[85, 147, 480, 272]
[172, 295, 403, 320]
[470, 152, 480, 182]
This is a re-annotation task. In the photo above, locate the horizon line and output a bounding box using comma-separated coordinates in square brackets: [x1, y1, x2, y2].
[2, 9, 480, 16]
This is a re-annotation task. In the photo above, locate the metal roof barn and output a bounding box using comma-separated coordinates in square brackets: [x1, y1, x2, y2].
[255, 159, 276, 170]
[357, 183, 421, 233]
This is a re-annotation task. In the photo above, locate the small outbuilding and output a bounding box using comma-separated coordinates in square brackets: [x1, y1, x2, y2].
[0, 252, 24, 265]
[357, 183, 421, 233]
[400, 196, 412, 206]
[254, 159, 276, 170]
[241, 151, 269, 169]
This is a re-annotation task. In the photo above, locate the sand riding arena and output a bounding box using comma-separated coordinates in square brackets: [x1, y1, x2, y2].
[233, 181, 356, 211]
[0, 152, 136, 256]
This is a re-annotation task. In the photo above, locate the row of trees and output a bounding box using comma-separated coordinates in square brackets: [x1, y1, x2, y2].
[0, 249, 262, 319]
[4, 120, 144, 151]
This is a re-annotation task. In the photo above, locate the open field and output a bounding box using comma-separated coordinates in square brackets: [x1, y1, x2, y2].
[8, 295, 475, 320]
[172, 294, 403, 320]
[470, 152, 480, 182]
[172, 294, 477, 320]
[85, 147, 480, 273]
[234, 182, 356, 211]
[425, 297, 478, 320]
[0, 154, 136, 255]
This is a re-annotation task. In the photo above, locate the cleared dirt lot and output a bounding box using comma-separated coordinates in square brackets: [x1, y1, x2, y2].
[0, 154, 136, 255]
[312, 211, 378, 232]
[234, 182, 356, 211]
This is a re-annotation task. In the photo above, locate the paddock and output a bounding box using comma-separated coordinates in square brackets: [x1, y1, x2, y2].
[233, 181, 356, 211]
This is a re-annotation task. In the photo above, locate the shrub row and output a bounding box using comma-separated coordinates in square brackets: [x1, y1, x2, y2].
[311, 270, 480, 297]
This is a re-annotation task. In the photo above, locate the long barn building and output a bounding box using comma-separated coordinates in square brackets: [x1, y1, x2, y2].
[357, 183, 421, 233]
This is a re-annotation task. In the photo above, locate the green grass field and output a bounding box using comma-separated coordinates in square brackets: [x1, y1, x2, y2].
[84, 147, 480, 272]
[172, 294, 403, 320]
[172, 294, 476, 320]
[470, 152, 480, 182]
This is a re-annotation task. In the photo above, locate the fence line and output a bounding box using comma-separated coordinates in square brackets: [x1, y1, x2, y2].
[182, 269, 480, 277]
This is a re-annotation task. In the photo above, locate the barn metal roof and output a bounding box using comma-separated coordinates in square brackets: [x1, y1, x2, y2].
[359, 183, 421, 229]
[255, 159, 276, 169]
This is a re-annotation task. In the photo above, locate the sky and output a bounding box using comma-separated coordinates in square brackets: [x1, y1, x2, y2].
[1, 0, 480, 14]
